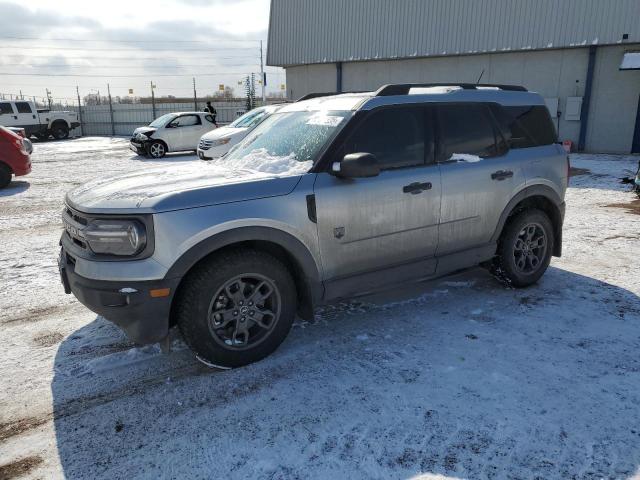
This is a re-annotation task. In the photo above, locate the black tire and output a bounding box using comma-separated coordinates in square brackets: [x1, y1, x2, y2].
[175, 249, 297, 368]
[147, 140, 166, 158]
[51, 123, 69, 140]
[0, 163, 12, 189]
[493, 209, 554, 288]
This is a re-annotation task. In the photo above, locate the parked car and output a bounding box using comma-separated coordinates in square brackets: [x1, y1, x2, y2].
[0, 100, 79, 140]
[0, 125, 32, 188]
[6, 127, 33, 153]
[59, 83, 567, 368]
[130, 112, 217, 158]
[197, 105, 282, 160]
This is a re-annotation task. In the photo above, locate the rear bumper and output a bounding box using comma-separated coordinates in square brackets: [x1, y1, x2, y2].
[58, 246, 180, 344]
[70, 122, 80, 129]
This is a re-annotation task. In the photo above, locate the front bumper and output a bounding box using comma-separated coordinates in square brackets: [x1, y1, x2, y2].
[58, 246, 180, 344]
[130, 140, 148, 154]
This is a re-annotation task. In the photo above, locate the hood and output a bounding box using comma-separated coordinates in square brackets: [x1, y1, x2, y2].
[66, 162, 303, 214]
[201, 126, 245, 140]
[133, 126, 157, 136]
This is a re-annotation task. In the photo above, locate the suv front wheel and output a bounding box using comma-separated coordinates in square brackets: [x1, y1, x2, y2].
[175, 249, 297, 368]
[494, 209, 554, 288]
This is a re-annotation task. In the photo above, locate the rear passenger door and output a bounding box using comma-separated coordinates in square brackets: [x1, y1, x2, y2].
[314, 105, 442, 298]
[14, 101, 37, 129]
[436, 103, 525, 255]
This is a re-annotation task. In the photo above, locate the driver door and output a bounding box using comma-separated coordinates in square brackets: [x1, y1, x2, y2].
[0, 102, 18, 127]
[313, 105, 442, 299]
[169, 114, 204, 151]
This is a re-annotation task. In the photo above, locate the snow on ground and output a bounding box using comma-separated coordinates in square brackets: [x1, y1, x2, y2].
[0, 137, 639, 479]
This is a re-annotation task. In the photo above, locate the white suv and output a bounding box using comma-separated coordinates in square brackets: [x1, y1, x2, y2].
[130, 112, 216, 158]
[197, 105, 282, 160]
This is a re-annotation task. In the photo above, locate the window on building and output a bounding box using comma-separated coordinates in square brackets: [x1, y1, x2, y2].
[343, 106, 428, 169]
[15, 102, 32, 114]
[0, 103, 14, 115]
[437, 103, 501, 160]
[498, 105, 557, 148]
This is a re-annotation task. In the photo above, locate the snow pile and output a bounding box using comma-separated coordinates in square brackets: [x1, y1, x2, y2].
[218, 147, 312, 176]
[450, 153, 482, 163]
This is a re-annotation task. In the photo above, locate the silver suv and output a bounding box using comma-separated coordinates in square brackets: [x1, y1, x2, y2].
[59, 83, 567, 368]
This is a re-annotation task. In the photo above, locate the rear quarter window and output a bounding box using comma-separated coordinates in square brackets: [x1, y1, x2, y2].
[492, 105, 557, 148]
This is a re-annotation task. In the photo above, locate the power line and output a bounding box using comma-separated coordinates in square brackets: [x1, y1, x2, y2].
[0, 54, 259, 60]
[0, 72, 259, 77]
[0, 35, 259, 44]
[2, 45, 257, 52]
[0, 63, 261, 68]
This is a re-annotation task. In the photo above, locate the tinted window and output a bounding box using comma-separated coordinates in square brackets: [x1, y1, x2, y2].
[15, 102, 32, 114]
[494, 105, 557, 148]
[0, 103, 13, 115]
[343, 107, 427, 169]
[437, 104, 499, 160]
[172, 114, 201, 127]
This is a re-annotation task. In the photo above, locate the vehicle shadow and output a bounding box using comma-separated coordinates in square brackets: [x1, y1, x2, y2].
[51, 266, 640, 478]
[129, 152, 199, 163]
[0, 180, 30, 197]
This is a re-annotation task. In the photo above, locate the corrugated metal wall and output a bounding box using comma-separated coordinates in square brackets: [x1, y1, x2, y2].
[267, 0, 640, 66]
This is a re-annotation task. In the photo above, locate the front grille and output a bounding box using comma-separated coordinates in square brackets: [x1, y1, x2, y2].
[62, 206, 88, 250]
[199, 139, 213, 150]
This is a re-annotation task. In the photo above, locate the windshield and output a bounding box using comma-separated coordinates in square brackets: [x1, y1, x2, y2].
[229, 108, 268, 128]
[222, 110, 351, 176]
[149, 113, 176, 128]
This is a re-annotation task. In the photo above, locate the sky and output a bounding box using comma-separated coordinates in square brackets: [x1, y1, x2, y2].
[0, 0, 285, 104]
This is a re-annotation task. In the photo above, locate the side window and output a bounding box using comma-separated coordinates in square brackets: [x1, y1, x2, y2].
[173, 115, 201, 127]
[15, 102, 32, 114]
[437, 104, 500, 160]
[0, 103, 14, 115]
[342, 107, 428, 169]
[494, 105, 557, 148]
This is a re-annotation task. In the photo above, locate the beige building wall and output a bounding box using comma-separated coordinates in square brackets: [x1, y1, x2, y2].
[285, 45, 640, 153]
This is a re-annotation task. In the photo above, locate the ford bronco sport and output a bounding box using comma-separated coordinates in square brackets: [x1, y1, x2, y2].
[59, 83, 567, 368]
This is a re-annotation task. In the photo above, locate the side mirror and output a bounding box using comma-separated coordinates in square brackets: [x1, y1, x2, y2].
[332, 152, 380, 178]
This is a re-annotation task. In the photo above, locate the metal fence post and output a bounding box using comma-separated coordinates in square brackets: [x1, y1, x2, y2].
[107, 83, 115, 136]
[193, 77, 198, 111]
[76, 86, 84, 137]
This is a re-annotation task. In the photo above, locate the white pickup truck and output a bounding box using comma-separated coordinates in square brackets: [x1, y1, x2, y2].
[0, 100, 79, 140]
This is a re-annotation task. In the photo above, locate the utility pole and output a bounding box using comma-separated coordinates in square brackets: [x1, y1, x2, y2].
[260, 40, 266, 103]
[76, 86, 84, 137]
[19, 90, 23, 100]
[192, 77, 197, 111]
[150, 81, 156, 120]
[107, 83, 115, 136]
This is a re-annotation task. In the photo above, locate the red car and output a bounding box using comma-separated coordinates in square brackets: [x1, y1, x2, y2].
[0, 125, 31, 188]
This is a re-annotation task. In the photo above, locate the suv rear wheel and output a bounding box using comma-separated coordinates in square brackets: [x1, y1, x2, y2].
[494, 209, 554, 288]
[176, 249, 297, 368]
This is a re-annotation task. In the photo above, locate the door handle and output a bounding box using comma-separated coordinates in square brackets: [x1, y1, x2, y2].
[403, 181, 432, 194]
[491, 170, 513, 181]
[13, 115, 17, 120]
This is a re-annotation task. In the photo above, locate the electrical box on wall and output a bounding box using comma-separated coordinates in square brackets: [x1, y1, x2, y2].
[565, 97, 583, 121]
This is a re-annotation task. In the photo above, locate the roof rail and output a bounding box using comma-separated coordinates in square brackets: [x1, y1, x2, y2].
[296, 91, 367, 102]
[374, 83, 527, 96]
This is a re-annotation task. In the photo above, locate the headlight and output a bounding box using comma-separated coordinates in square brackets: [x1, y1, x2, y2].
[136, 132, 151, 141]
[83, 219, 146, 256]
[213, 138, 231, 146]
